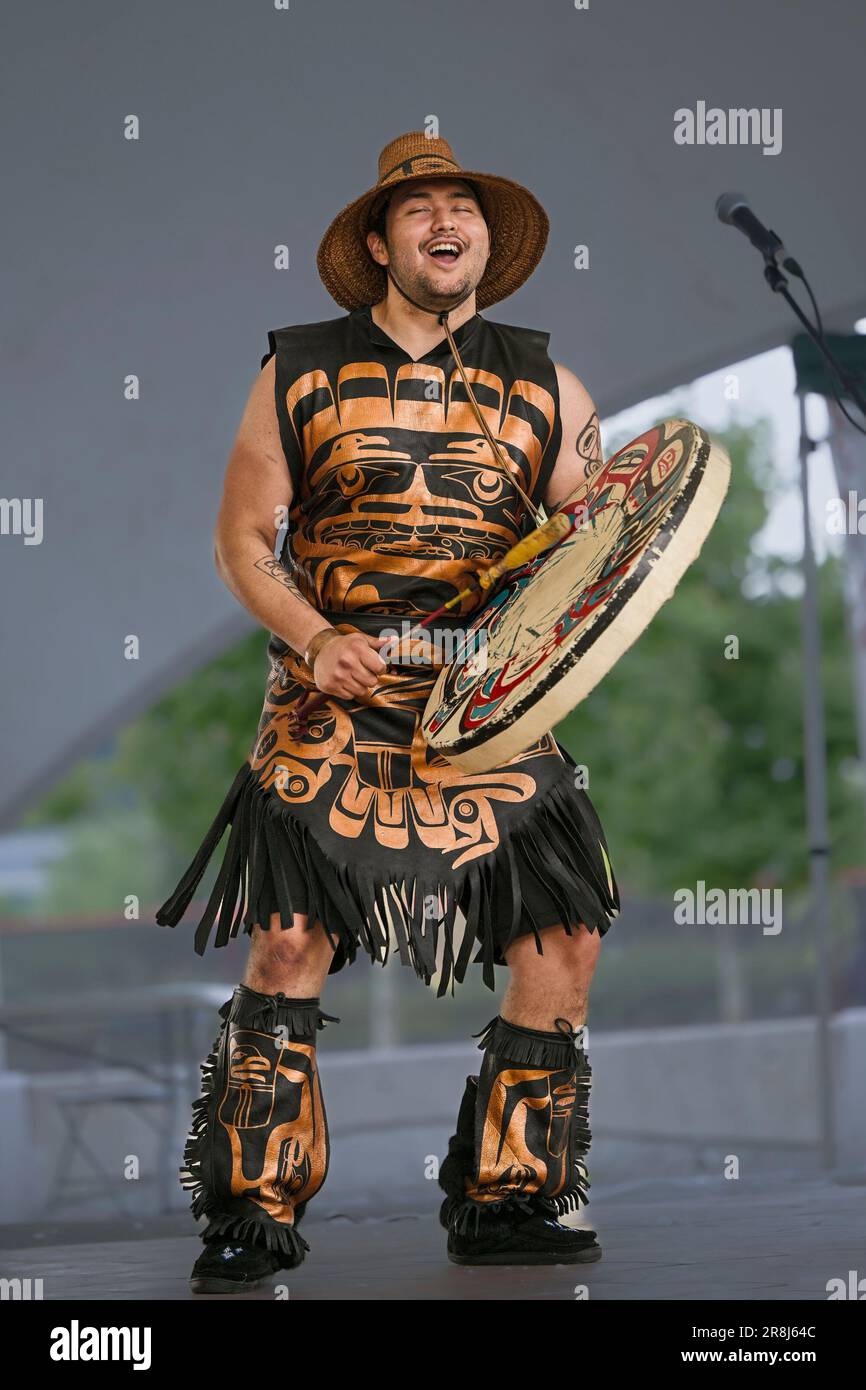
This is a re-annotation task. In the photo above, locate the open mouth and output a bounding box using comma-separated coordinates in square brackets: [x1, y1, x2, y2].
[425, 239, 464, 267]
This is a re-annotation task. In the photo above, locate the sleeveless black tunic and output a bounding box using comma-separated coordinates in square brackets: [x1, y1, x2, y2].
[156, 306, 619, 993]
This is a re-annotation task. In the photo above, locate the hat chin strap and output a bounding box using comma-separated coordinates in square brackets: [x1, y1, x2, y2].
[385, 265, 474, 321]
[385, 268, 544, 530]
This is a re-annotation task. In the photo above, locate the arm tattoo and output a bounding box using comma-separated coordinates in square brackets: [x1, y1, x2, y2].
[576, 411, 603, 475]
[254, 554, 308, 603]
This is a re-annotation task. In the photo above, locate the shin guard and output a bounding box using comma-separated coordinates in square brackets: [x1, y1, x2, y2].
[439, 1014, 592, 1233]
[183, 984, 339, 1265]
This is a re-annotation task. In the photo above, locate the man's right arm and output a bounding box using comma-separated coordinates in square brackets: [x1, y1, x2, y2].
[213, 355, 332, 660]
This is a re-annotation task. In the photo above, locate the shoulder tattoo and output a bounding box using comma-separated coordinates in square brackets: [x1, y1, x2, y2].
[576, 411, 602, 475]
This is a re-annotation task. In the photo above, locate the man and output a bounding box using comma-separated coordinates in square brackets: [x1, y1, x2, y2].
[157, 131, 619, 1293]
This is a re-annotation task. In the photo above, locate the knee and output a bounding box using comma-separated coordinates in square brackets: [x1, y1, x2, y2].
[507, 920, 601, 989]
[246, 913, 334, 992]
[561, 921, 602, 974]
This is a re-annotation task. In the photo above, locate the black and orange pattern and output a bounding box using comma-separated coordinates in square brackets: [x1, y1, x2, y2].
[265, 305, 560, 618]
[156, 307, 619, 991]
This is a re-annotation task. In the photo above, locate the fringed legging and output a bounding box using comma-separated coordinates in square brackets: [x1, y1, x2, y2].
[439, 1014, 592, 1233]
[182, 985, 339, 1266]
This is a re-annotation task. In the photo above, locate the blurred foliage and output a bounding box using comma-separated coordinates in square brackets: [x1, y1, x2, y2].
[35, 808, 167, 918]
[110, 631, 269, 859]
[24, 630, 271, 894]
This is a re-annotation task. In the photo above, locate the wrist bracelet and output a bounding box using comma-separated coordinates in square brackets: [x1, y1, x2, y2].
[304, 628, 341, 668]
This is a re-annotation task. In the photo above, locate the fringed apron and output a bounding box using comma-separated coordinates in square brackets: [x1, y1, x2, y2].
[156, 305, 620, 994]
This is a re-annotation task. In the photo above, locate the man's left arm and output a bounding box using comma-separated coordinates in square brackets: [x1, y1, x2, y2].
[543, 364, 604, 512]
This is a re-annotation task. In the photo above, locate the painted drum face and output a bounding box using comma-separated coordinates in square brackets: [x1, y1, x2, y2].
[422, 419, 732, 773]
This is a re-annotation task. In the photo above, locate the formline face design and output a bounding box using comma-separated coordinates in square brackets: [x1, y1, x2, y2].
[282, 348, 557, 619]
[466, 1065, 578, 1204]
[217, 1025, 328, 1229]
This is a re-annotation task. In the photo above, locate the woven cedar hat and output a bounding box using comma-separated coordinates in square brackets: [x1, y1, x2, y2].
[317, 131, 549, 312]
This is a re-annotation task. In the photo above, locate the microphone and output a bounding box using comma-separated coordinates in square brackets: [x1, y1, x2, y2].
[716, 192, 786, 263]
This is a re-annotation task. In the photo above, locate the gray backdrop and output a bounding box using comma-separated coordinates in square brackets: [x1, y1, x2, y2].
[2, 0, 865, 823]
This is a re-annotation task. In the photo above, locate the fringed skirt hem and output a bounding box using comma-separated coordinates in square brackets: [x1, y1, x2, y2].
[155, 758, 620, 995]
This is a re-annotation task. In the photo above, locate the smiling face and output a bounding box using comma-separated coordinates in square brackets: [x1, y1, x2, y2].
[366, 178, 490, 309]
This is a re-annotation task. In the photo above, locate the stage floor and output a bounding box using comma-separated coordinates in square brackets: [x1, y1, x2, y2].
[2, 1170, 863, 1301]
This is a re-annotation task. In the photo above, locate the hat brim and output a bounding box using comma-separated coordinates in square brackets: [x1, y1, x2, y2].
[316, 169, 549, 312]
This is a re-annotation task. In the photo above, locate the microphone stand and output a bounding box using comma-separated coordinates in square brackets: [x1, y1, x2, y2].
[745, 239, 865, 1173]
[763, 258, 866, 425]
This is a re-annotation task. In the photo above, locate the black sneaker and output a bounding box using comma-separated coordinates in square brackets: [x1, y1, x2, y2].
[189, 1239, 283, 1294]
[445, 1203, 603, 1266]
